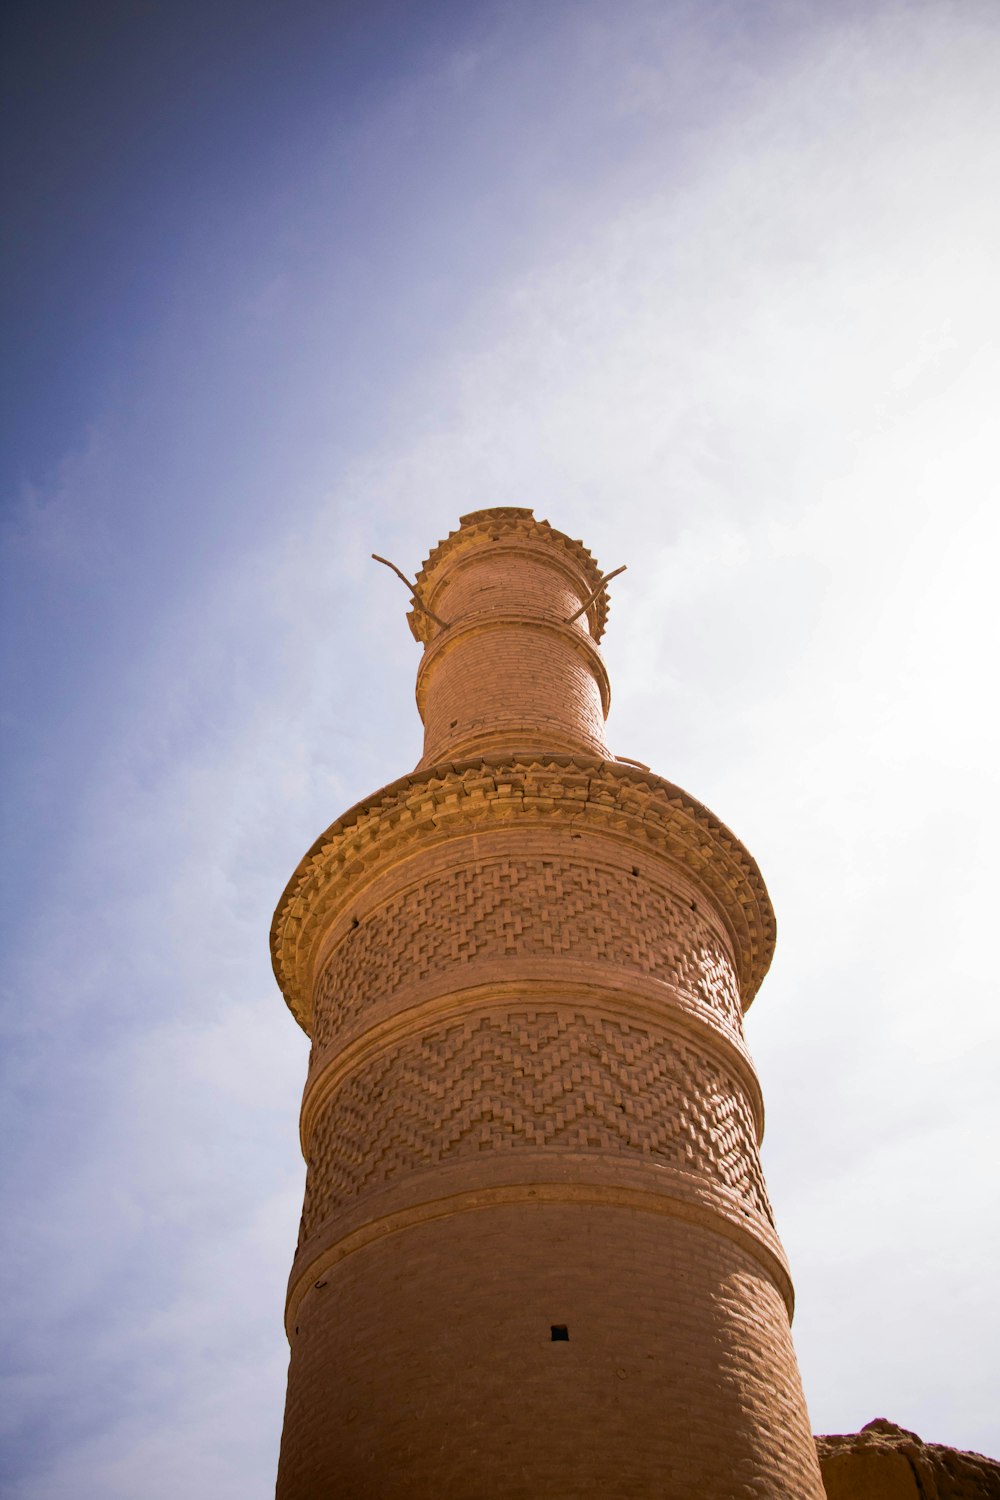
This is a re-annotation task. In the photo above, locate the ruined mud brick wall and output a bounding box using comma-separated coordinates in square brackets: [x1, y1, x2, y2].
[270, 508, 826, 1499]
[817, 1419, 1000, 1499]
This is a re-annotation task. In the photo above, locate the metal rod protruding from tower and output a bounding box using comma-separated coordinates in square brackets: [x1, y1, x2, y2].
[372, 553, 450, 629]
[565, 564, 627, 624]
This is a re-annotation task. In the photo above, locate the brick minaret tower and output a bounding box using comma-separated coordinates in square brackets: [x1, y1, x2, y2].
[271, 508, 825, 1499]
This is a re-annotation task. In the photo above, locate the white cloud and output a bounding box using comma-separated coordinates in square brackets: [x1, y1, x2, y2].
[5, 2, 999, 1493]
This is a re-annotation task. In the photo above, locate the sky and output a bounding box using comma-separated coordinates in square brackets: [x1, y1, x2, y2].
[1, 0, 998, 1494]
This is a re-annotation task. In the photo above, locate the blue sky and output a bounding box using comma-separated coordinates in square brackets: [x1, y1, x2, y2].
[2, 2, 999, 1494]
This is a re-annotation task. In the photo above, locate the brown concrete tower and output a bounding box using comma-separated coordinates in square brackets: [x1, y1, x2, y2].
[271, 508, 825, 1499]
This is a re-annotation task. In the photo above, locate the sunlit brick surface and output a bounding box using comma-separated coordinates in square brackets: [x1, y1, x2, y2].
[299, 1009, 771, 1243]
[412, 511, 611, 765]
[271, 509, 825, 1498]
[310, 850, 746, 1051]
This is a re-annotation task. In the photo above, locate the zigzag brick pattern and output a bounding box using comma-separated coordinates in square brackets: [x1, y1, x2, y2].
[312, 856, 744, 1050]
[299, 1009, 770, 1242]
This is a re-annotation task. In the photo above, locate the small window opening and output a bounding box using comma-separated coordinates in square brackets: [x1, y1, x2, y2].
[631, 866, 640, 877]
[551, 1324, 569, 1342]
[350, 916, 360, 929]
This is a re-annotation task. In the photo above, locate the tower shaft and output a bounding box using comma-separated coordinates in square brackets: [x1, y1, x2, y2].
[271, 509, 824, 1499]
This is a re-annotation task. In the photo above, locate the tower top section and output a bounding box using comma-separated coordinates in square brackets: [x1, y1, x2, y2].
[400, 507, 620, 767]
[406, 507, 612, 645]
[274, 508, 777, 1032]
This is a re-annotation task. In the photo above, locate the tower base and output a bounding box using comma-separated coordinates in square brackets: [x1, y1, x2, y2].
[276, 1202, 824, 1500]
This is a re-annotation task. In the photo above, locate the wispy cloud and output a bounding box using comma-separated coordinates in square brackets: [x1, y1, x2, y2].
[3, 2, 998, 1494]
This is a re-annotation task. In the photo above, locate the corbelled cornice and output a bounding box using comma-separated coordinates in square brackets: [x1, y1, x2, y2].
[271, 755, 776, 1033]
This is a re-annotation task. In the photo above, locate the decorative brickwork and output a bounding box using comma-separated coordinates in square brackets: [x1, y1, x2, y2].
[273, 757, 776, 1030]
[271, 511, 825, 1498]
[407, 506, 611, 643]
[311, 853, 744, 1051]
[299, 1008, 771, 1242]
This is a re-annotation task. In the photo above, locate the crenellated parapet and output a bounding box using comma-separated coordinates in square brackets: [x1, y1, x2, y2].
[406, 507, 612, 644]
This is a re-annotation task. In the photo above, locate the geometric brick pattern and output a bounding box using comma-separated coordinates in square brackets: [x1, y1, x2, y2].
[272, 756, 778, 1031]
[300, 1009, 771, 1243]
[312, 856, 744, 1050]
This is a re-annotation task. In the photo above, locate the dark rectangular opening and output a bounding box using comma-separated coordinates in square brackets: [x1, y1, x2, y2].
[551, 1324, 569, 1341]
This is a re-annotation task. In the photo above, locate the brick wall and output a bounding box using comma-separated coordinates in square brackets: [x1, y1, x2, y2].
[271, 510, 825, 1498]
[277, 1208, 821, 1500]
